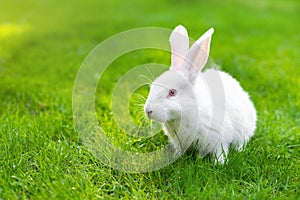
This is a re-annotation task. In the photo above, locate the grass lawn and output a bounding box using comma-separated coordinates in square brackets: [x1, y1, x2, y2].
[1, 0, 299, 199]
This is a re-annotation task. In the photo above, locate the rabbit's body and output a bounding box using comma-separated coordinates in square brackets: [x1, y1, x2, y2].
[161, 68, 256, 163]
[144, 25, 256, 163]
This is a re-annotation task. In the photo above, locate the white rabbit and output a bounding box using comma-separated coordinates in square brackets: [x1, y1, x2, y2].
[144, 25, 257, 163]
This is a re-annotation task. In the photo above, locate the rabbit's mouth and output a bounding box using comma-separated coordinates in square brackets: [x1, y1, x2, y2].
[144, 106, 167, 123]
[147, 113, 167, 123]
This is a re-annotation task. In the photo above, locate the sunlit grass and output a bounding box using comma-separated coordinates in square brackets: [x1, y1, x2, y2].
[0, 23, 29, 39]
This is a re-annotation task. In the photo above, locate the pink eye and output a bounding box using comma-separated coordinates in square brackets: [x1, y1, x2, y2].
[168, 89, 177, 97]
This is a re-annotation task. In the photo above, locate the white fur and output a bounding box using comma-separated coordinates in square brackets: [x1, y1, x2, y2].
[144, 25, 257, 163]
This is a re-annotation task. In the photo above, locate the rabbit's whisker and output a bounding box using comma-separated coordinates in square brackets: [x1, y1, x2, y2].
[134, 93, 147, 102]
[139, 74, 153, 84]
[145, 65, 155, 81]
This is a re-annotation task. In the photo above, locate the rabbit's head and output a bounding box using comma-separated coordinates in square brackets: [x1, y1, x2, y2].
[144, 25, 213, 123]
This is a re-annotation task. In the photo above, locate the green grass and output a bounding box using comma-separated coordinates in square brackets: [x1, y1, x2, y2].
[1, 0, 299, 199]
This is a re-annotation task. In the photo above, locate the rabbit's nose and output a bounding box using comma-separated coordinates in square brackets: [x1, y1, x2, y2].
[145, 107, 153, 117]
[147, 110, 153, 115]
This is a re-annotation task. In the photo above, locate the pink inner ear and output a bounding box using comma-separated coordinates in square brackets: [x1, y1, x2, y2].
[183, 29, 212, 77]
[193, 38, 210, 70]
[171, 52, 186, 70]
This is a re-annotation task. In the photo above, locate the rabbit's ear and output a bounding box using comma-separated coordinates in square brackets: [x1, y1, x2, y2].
[169, 25, 189, 70]
[183, 28, 214, 82]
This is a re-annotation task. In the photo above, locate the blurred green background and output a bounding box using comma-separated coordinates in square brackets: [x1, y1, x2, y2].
[0, 0, 299, 199]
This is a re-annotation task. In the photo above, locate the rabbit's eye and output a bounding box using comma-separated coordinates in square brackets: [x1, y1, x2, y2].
[168, 89, 177, 97]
